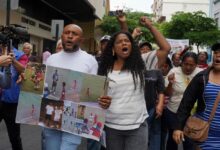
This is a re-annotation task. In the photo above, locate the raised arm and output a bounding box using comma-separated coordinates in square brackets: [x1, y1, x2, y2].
[132, 27, 142, 40]
[116, 10, 128, 32]
[140, 16, 171, 68]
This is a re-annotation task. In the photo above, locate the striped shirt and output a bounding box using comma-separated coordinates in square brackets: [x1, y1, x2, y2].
[196, 82, 220, 150]
[142, 50, 158, 70]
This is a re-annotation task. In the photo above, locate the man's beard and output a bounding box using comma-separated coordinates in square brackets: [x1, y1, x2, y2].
[63, 44, 79, 53]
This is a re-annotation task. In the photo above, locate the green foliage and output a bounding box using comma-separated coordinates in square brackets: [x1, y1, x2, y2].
[99, 11, 154, 42]
[159, 11, 219, 51]
[185, 30, 220, 52]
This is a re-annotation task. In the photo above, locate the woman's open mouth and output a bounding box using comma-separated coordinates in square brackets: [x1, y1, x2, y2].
[215, 59, 220, 64]
[122, 48, 128, 54]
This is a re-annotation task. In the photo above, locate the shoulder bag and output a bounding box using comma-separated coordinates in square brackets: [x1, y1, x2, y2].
[183, 92, 220, 142]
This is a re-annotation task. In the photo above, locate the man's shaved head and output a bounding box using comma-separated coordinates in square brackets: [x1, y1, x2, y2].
[63, 24, 83, 36]
[61, 24, 83, 52]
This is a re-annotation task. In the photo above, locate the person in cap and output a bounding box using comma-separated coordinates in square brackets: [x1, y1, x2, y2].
[100, 35, 111, 52]
[139, 41, 153, 54]
[96, 35, 111, 65]
[173, 43, 220, 150]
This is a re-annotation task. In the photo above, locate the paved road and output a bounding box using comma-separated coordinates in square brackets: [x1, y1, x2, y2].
[0, 122, 86, 150]
[1, 121, 183, 150]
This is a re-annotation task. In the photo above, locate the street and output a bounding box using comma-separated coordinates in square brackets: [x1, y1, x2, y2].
[0, 122, 86, 150]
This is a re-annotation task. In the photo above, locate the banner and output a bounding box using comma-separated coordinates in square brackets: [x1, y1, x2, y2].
[166, 38, 189, 56]
[16, 63, 108, 141]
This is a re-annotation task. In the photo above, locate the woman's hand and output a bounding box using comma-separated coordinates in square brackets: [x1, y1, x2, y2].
[155, 103, 163, 118]
[132, 27, 142, 39]
[140, 16, 153, 29]
[173, 130, 185, 144]
[168, 73, 175, 84]
[116, 10, 126, 23]
[98, 96, 112, 109]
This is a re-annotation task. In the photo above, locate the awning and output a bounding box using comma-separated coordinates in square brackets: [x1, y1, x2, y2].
[19, 0, 97, 24]
[40, 0, 97, 21]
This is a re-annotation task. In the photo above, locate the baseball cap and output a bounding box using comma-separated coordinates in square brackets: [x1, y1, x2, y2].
[139, 41, 152, 50]
[100, 35, 111, 42]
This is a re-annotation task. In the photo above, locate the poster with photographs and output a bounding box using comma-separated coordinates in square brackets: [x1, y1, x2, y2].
[16, 62, 45, 125]
[16, 65, 108, 141]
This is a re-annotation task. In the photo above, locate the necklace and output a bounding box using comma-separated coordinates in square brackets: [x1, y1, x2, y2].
[185, 76, 190, 86]
[181, 73, 191, 87]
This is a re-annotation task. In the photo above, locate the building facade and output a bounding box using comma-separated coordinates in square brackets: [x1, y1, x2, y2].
[0, 0, 109, 58]
[210, 0, 220, 28]
[152, 0, 210, 22]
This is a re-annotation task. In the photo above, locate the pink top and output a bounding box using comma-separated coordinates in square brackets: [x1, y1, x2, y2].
[43, 51, 51, 64]
[19, 54, 29, 67]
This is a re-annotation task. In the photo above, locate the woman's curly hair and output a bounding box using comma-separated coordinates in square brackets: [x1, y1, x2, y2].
[98, 31, 146, 90]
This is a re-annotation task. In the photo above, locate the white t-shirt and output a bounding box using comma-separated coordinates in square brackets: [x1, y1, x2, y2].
[54, 109, 63, 121]
[43, 51, 51, 64]
[105, 71, 148, 130]
[166, 67, 202, 113]
[46, 49, 98, 74]
[46, 105, 54, 115]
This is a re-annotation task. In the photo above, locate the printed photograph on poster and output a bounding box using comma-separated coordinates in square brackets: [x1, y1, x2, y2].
[74, 103, 106, 141]
[61, 101, 106, 141]
[79, 73, 107, 102]
[61, 101, 78, 132]
[43, 66, 83, 101]
[20, 62, 45, 95]
[39, 97, 64, 129]
[44, 65, 108, 103]
[16, 91, 42, 125]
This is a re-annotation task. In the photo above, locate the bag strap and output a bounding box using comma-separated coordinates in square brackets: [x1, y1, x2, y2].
[208, 91, 220, 123]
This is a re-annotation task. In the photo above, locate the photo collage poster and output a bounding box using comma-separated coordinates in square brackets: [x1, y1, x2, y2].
[16, 64, 108, 141]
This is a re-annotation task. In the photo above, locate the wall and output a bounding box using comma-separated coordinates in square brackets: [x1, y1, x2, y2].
[212, 0, 220, 28]
[88, 0, 106, 19]
[152, 0, 210, 22]
[162, 0, 209, 21]
[0, 10, 97, 54]
[0, 9, 53, 54]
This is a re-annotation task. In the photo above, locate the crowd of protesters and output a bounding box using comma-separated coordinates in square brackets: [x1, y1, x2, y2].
[1, 10, 220, 150]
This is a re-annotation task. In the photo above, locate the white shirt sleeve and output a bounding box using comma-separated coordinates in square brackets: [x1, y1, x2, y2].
[89, 57, 98, 75]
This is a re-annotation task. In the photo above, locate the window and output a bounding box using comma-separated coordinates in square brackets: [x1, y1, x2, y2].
[103, 0, 106, 7]
[21, 17, 36, 26]
[214, 0, 220, 4]
[39, 24, 51, 32]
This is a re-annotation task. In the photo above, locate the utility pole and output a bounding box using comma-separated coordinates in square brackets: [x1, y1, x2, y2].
[6, 0, 11, 26]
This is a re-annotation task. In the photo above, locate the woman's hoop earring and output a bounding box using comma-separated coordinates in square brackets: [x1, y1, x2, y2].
[112, 50, 115, 56]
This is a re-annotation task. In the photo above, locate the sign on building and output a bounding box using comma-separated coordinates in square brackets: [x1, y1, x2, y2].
[51, 20, 64, 41]
[0, 0, 19, 10]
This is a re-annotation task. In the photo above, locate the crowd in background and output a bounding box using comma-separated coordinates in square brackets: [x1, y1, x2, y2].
[0, 11, 220, 150]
